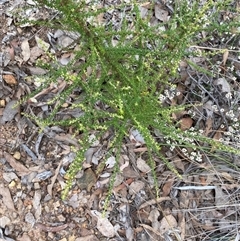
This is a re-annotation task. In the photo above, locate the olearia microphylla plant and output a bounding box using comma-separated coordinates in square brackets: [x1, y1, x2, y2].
[20, 0, 240, 205]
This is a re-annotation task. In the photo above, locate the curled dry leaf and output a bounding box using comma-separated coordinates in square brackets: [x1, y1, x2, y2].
[154, 4, 169, 22]
[47, 159, 63, 196]
[0, 216, 11, 228]
[136, 157, 151, 173]
[214, 77, 230, 93]
[21, 39, 30, 62]
[159, 214, 178, 235]
[16, 233, 31, 241]
[90, 210, 115, 238]
[180, 117, 193, 131]
[162, 178, 174, 197]
[172, 156, 185, 172]
[138, 197, 171, 209]
[129, 180, 145, 195]
[222, 49, 229, 66]
[35, 223, 68, 232]
[0, 184, 16, 211]
[204, 118, 213, 136]
[0, 100, 19, 124]
[148, 209, 160, 231]
[3, 152, 29, 176]
[33, 190, 42, 219]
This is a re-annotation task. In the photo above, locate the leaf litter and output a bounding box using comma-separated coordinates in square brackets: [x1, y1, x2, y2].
[0, 1, 239, 241]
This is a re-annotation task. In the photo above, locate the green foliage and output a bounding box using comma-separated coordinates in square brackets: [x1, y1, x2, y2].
[25, 0, 240, 201]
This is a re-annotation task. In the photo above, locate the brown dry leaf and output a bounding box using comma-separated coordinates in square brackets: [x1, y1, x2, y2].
[133, 147, 148, 152]
[7, 46, 15, 60]
[199, 176, 207, 186]
[180, 117, 193, 131]
[47, 159, 63, 196]
[3, 74, 17, 85]
[159, 214, 178, 235]
[30, 46, 44, 62]
[114, 177, 133, 193]
[0, 183, 16, 211]
[139, 197, 171, 209]
[172, 110, 187, 121]
[139, 6, 148, 18]
[21, 39, 31, 62]
[220, 172, 235, 182]
[10, 38, 20, 49]
[0, 100, 19, 124]
[148, 208, 160, 231]
[154, 4, 169, 22]
[122, 166, 139, 178]
[136, 157, 151, 173]
[172, 156, 185, 172]
[4, 152, 30, 176]
[215, 186, 229, 206]
[0, 99, 5, 107]
[178, 212, 186, 240]
[54, 133, 80, 148]
[129, 180, 145, 195]
[222, 49, 229, 66]
[139, 223, 162, 236]
[214, 78, 230, 93]
[91, 210, 115, 238]
[33, 190, 42, 220]
[162, 178, 174, 197]
[204, 118, 213, 136]
[16, 233, 31, 241]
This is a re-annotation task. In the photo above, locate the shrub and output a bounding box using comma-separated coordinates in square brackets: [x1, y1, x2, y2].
[22, 0, 240, 205]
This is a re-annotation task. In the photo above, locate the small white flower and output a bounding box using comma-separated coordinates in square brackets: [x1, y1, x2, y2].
[233, 122, 239, 127]
[225, 93, 232, 99]
[228, 126, 234, 133]
[159, 94, 166, 102]
[170, 146, 175, 151]
[212, 105, 218, 111]
[196, 157, 202, 162]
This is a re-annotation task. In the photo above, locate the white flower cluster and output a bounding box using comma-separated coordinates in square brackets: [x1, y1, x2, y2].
[221, 122, 240, 148]
[158, 85, 180, 102]
[181, 148, 203, 162]
[164, 127, 203, 162]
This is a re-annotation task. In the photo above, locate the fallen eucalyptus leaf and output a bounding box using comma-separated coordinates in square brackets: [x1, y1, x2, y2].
[91, 210, 115, 238]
